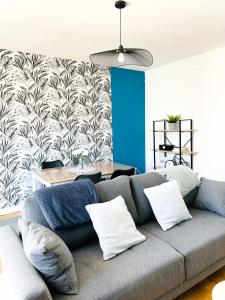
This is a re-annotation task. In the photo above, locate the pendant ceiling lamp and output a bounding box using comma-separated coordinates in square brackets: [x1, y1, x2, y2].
[89, 1, 153, 67]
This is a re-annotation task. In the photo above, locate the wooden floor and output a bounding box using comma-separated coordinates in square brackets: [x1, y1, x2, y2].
[0, 211, 21, 220]
[175, 266, 225, 300]
[0, 212, 224, 299]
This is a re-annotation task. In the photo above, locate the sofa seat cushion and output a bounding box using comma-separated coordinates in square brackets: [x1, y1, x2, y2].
[141, 208, 225, 280]
[53, 230, 184, 300]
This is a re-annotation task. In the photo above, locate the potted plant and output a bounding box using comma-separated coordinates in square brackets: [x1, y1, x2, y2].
[166, 114, 181, 130]
[72, 148, 89, 169]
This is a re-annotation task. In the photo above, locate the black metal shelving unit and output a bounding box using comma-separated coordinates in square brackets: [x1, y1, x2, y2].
[153, 119, 196, 170]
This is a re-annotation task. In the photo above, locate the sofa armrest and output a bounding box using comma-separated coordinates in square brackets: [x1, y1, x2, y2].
[0, 225, 52, 300]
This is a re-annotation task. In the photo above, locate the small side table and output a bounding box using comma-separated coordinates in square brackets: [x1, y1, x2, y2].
[212, 281, 225, 300]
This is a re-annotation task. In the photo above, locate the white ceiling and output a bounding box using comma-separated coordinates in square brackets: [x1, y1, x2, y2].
[1, 0, 225, 68]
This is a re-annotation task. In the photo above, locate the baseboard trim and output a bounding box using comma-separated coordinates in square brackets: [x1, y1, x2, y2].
[0, 205, 21, 216]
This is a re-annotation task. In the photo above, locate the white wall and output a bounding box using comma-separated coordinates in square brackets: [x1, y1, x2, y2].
[145, 46, 225, 180]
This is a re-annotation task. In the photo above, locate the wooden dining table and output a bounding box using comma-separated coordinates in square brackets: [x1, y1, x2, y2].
[32, 161, 134, 187]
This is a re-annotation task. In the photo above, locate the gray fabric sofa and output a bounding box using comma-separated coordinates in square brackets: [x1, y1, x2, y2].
[1, 173, 225, 300]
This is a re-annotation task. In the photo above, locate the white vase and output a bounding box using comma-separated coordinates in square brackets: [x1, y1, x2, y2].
[168, 122, 179, 131]
[78, 157, 85, 169]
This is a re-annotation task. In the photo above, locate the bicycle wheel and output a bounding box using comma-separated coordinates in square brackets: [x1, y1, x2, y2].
[174, 154, 191, 168]
[164, 160, 175, 168]
[182, 160, 190, 168]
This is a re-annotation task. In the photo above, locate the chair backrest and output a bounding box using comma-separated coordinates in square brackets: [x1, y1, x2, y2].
[75, 172, 102, 184]
[41, 160, 64, 169]
[110, 168, 135, 180]
[72, 156, 79, 165]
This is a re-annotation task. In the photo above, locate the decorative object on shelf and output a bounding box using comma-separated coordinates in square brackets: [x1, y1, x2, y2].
[164, 154, 190, 168]
[89, 1, 153, 68]
[72, 149, 89, 169]
[172, 147, 189, 154]
[159, 144, 174, 151]
[166, 114, 181, 131]
[153, 119, 197, 169]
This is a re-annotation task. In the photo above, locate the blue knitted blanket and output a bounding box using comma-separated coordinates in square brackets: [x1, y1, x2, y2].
[33, 180, 99, 230]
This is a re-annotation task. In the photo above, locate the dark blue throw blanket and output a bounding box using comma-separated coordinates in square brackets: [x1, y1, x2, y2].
[34, 179, 99, 230]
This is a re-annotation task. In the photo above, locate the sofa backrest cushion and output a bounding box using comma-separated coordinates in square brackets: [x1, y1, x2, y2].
[194, 177, 225, 216]
[95, 175, 139, 224]
[183, 186, 199, 207]
[130, 172, 167, 224]
[56, 222, 97, 250]
[22, 176, 138, 249]
[33, 180, 99, 230]
[22, 197, 50, 229]
[22, 197, 97, 250]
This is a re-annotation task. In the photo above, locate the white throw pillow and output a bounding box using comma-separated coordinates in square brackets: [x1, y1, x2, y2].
[86, 196, 146, 260]
[157, 166, 200, 197]
[144, 180, 192, 231]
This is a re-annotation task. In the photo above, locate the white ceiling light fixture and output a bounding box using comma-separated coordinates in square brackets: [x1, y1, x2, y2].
[90, 1, 153, 67]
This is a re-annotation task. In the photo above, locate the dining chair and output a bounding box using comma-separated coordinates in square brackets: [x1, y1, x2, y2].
[72, 156, 79, 165]
[41, 160, 64, 169]
[110, 168, 135, 180]
[74, 172, 102, 184]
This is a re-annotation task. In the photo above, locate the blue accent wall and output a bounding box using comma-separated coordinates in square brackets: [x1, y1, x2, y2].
[111, 67, 145, 173]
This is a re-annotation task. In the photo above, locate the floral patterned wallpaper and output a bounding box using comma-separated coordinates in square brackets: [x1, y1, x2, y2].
[0, 49, 112, 209]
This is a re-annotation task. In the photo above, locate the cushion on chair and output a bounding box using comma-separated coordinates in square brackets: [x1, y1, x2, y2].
[141, 208, 225, 280]
[95, 175, 139, 224]
[52, 230, 184, 300]
[130, 172, 167, 224]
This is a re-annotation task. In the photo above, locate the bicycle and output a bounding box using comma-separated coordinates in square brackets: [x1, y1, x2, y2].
[164, 153, 190, 168]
